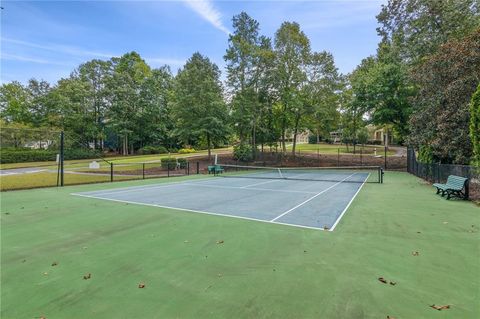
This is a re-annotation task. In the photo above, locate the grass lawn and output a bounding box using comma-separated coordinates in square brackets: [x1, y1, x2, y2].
[288, 143, 397, 156]
[1, 172, 479, 318]
[0, 147, 231, 170]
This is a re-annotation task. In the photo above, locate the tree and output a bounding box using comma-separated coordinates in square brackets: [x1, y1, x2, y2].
[377, 0, 480, 64]
[409, 29, 480, 164]
[172, 53, 229, 159]
[470, 84, 480, 167]
[138, 67, 176, 149]
[350, 45, 413, 144]
[0, 81, 32, 124]
[224, 12, 275, 158]
[273, 22, 310, 154]
[107, 52, 152, 155]
[304, 51, 342, 143]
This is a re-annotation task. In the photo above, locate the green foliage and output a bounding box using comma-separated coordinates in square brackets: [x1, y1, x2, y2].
[233, 144, 253, 162]
[410, 30, 480, 164]
[308, 135, 318, 144]
[178, 148, 196, 154]
[138, 146, 168, 155]
[172, 53, 229, 158]
[0, 148, 99, 164]
[417, 145, 434, 164]
[357, 127, 369, 145]
[177, 157, 188, 168]
[160, 158, 177, 169]
[377, 0, 480, 64]
[470, 85, 480, 166]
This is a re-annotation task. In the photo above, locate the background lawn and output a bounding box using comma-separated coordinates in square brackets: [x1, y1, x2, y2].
[1, 172, 478, 318]
[287, 143, 397, 156]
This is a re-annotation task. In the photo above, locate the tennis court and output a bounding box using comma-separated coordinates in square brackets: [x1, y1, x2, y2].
[73, 165, 383, 230]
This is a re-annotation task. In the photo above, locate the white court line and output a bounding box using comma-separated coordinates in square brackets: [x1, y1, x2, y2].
[329, 173, 370, 231]
[270, 173, 356, 222]
[71, 193, 326, 231]
[73, 176, 215, 196]
[182, 182, 317, 194]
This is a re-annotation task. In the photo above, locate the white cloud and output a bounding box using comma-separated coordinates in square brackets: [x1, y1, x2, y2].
[183, 0, 230, 35]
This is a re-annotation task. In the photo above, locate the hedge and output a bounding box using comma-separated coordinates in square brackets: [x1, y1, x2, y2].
[160, 158, 177, 169]
[138, 146, 168, 155]
[0, 148, 99, 164]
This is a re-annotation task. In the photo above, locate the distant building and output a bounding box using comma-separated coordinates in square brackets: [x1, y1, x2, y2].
[366, 125, 393, 146]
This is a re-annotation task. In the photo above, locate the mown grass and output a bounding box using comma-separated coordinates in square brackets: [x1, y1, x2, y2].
[288, 143, 397, 156]
[1, 172, 478, 318]
[0, 147, 231, 170]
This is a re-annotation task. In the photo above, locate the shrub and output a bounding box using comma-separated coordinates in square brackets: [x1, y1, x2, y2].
[178, 148, 196, 154]
[177, 158, 188, 168]
[418, 145, 434, 164]
[308, 135, 318, 144]
[233, 144, 253, 162]
[138, 146, 168, 155]
[367, 140, 383, 145]
[161, 158, 177, 169]
[0, 148, 99, 164]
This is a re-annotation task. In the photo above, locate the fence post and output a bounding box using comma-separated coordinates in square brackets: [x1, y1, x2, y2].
[360, 149, 363, 166]
[196, 161, 199, 174]
[337, 148, 340, 167]
[187, 161, 190, 175]
[142, 163, 145, 179]
[384, 146, 387, 170]
[110, 163, 113, 182]
[167, 163, 170, 177]
[60, 131, 64, 186]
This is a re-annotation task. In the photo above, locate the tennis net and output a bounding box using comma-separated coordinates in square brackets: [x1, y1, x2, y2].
[214, 164, 383, 183]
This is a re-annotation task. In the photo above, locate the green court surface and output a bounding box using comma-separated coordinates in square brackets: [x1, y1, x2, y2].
[1, 172, 479, 318]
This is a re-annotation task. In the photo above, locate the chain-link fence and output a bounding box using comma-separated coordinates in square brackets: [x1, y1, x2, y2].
[407, 147, 479, 200]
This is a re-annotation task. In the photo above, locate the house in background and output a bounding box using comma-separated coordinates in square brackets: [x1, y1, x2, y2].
[366, 125, 393, 146]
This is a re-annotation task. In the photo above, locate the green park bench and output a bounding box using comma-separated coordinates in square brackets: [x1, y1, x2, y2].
[208, 165, 224, 174]
[433, 175, 469, 200]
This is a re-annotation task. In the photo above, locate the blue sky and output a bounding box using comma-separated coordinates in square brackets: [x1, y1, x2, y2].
[0, 0, 386, 84]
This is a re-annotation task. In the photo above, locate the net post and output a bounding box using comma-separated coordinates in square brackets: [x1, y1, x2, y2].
[110, 163, 113, 182]
[142, 163, 145, 179]
[60, 131, 64, 186]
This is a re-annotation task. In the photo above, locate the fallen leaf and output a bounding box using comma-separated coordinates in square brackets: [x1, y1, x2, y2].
[83, 273, 91, 280]
[378, 277, 387, 284]
[389, 281, 397, 286]
[386, 316, 396, 319]
[323, 226, 329, 230]
[412, 251, 420, 256]
[430, 304, 450, 311]
[216, 240, 224, 244]
[51, 262, 58, 266]
[138, 283, 145, 288]
[43, 272, 48, 276]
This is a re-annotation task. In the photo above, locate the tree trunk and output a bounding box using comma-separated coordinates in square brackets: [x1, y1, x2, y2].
[291, 113, 301, 156]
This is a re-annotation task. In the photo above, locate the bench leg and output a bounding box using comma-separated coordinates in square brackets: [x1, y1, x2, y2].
[436, 188, 441, 195]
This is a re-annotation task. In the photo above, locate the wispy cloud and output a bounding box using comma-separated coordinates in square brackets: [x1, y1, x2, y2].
[1, 37, 115, 59]
[1, 53, 58, 65]
[183, 0, 230, 35]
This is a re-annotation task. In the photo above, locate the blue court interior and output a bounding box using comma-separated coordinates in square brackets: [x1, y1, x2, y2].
[73, 171, 371, 231]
